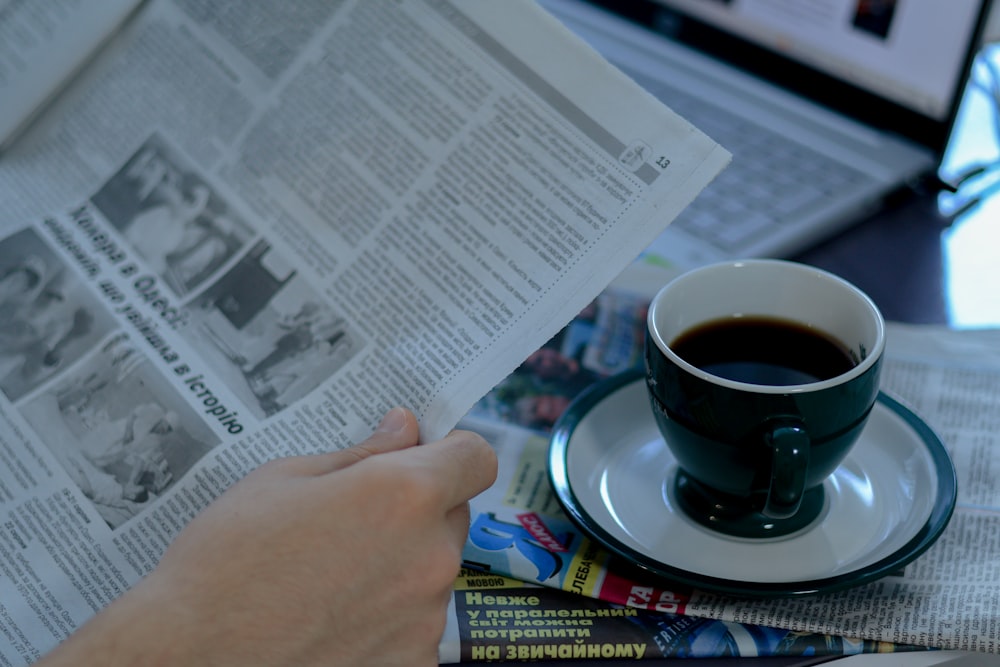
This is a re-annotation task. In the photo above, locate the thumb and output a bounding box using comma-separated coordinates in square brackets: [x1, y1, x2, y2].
[293, 407, 421, 475]
[345, 407, 422, 462]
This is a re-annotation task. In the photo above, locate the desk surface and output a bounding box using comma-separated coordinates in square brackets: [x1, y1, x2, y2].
[795, 40, 1000, 330]
[795, 71, 1000, 331]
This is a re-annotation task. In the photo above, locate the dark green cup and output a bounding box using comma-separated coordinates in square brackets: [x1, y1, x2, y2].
[644, 260, 884, 538]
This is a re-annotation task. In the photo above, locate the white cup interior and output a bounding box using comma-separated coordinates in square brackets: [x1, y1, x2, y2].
[647, 259, 885, 392]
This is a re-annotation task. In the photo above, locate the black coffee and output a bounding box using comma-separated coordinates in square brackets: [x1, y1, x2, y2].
[669, 316, 857, 385]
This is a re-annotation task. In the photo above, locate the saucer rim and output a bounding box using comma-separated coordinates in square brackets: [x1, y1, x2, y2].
[547, 368, 958, 598]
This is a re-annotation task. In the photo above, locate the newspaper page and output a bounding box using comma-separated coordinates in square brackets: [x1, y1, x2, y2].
[455, 268, 1000, 657]
[0, 0, 729, 443]
[0, 0, 730, 663]
[0, 0, 145, 151]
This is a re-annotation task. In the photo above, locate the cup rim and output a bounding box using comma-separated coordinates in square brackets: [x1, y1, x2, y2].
[646, 259, 886, 394]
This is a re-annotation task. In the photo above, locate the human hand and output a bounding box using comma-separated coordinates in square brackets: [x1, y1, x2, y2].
[39, 407, 497, 667]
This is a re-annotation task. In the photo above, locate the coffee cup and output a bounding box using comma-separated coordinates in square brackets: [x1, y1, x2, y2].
[644, 259, 885, 538]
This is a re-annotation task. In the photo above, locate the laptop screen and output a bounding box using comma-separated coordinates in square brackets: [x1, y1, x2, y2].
[584, 0, 992, 153]
[660, 0, 983, 122]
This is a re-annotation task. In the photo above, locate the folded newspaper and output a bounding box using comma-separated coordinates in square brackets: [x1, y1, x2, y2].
[0, 0, 734, 663]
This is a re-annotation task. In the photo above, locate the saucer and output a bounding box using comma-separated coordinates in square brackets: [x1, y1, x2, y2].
[548, 369, 957, 597]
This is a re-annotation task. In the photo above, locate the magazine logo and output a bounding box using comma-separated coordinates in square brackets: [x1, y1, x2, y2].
[516, 513, 569, 553]
[468, 512, 573, 581]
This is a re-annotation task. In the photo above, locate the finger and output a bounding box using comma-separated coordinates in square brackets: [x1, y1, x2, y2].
[270, 408, 421, 476]
[339, 407, 421, 463]
[445, 501, 472, 552]
[404, 429, 498, 507]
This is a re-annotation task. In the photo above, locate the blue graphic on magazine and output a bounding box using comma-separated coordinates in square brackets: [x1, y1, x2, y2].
[464, 510, 579, 583]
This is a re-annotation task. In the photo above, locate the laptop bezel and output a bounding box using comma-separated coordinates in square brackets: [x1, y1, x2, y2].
[581, 0, 993, 157]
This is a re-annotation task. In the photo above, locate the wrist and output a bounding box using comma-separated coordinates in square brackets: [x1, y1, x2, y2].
[38, 576, 203, 666]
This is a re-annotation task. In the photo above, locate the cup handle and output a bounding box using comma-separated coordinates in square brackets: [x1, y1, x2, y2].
[763, 422, 809, 519]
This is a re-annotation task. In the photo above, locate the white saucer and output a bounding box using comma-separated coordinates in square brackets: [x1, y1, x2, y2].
[548, 369, 957, 597]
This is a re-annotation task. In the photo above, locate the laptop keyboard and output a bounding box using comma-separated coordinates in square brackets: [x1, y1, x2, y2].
[624, 68, 870, 253]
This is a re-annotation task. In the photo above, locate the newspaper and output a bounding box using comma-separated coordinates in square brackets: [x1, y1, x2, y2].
[0, 0, 733, 663]
[452, 268, 1000, 658]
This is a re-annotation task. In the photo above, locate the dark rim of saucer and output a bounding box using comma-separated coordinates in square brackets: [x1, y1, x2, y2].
[547, 367, 958, 598]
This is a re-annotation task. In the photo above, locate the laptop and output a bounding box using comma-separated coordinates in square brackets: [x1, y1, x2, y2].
[539, 0, 993, 269]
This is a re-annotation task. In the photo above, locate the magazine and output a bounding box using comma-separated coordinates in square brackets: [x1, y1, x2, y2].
[440, 569, 915, 663]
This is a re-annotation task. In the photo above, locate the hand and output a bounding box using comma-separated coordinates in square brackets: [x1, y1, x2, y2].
[39, 407, 498, 667]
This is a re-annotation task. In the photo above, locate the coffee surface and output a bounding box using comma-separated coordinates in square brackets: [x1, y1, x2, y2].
[669, 316, 857, 385]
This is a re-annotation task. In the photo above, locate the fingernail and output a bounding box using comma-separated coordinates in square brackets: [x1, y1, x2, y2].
[376, 407, 407, 433]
